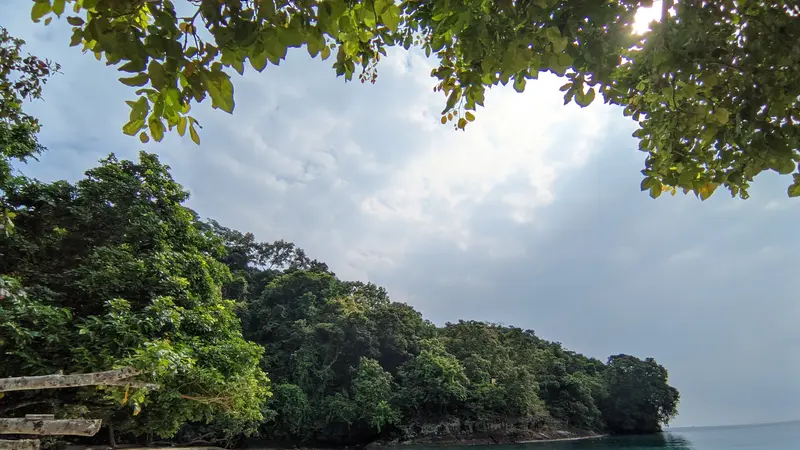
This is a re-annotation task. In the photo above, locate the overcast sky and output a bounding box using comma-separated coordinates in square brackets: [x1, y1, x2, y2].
[3, 3, 799, 428]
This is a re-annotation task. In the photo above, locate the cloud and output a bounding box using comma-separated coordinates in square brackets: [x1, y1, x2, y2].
[3, 4, 799, 429]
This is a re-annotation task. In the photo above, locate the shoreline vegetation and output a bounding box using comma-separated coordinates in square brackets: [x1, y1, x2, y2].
[70, 433, 607, 450]
[1, 152, 680, 449]
[65, 431, 607, 450]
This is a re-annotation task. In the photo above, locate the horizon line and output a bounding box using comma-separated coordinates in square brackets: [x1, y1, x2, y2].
[667, 418, 800, 431]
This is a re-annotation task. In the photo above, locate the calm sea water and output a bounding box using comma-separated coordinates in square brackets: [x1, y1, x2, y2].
[410, 421, 800, 450]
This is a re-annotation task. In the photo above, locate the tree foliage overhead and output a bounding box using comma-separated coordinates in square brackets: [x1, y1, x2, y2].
[28, 0, 800, 199]
[0, 26, 60, 233]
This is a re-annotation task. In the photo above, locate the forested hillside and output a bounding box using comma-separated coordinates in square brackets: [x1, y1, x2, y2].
[1, 152, 679, 447]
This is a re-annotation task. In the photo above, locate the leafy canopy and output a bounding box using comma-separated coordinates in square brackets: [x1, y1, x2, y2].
[29, 0, 800, 199]
[0, 152, 270, 439]
[0, 27, 59, 233]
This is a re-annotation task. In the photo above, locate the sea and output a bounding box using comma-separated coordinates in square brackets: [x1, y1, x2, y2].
[408, 421, 800, 450]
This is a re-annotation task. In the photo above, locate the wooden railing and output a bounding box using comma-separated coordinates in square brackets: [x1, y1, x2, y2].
[0, 368, 149, 450]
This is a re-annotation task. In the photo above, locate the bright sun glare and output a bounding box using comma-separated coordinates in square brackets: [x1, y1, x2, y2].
[633, 1, 663, 35]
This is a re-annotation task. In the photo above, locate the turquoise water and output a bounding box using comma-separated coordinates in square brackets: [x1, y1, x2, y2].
[413, 421, 800, 450]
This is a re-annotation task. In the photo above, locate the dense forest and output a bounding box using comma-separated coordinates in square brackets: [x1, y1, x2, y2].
[1, 149, 680, 447]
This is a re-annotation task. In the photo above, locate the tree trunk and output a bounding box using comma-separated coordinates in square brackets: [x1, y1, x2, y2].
[0, 419, 102, 436]
[0, 440, 40, 450]
[0, 368, 154, 393]
[107, 422, 116, 449]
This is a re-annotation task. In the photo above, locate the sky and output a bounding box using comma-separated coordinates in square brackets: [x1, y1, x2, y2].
[3, 2, 799, 428]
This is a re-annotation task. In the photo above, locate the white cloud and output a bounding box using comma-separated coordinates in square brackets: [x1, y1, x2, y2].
[360, 52, 612, 251]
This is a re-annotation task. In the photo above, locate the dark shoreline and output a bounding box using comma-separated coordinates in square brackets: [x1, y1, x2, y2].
[66, 430, 606, 450]
[364, 430, 604, 448]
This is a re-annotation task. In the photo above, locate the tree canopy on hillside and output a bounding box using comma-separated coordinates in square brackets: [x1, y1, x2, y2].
[1, 147, 680, 446]
[27, 0, 800, 199]
[0, 152, 269, 442]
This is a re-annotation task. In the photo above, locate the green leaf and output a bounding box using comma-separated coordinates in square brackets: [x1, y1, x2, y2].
[545, 27, 561, 45]
[119, 73, 150, 87]
[177, 116, 187, 136]
[139, 132, 150, 143]
[257, 0, 275, 19]
[250, 52, 268, 72]
[264, 35, 288, 62]
[66, 16, 84, 26]
[307, 31, 326, 58]
[128, 97, 149, 122]
[31, 1, 51, 22]
[202, 70, 235, 114]
[713, 107, 730, 125]
[321, 45, 332, 60]
[231, 57, 245, 76]
[361, 5, 377, 28]
[465, 111, 475, 122]
[189, 122, 200, 145]
[649, 184, 663, 199]
[278, 26, 304, 48]
[52, 0, 65, 16]
[69, 28, 83, 46]
[513, 76, 526, 93]
[575, 87, 595, 107]
[148, 115, 165, 142]
[776, 158, 795, 175]
[551, 37, 568, 54]
[678, 170, 696, 185]
[788, 175, 800, 197]
[148, 61, 167, 90]
[122, 119, 144, 136]
[640, 177, 653, 191]
[557, 52, 573, 67]
[374, 0, 393, 14]
[697, 182, 717, 201]
[119, 59, 147, 73]
[443, 90, 459, 114]
[381, 5, 401, 32]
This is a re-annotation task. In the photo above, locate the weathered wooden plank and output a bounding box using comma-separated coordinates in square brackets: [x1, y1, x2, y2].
[0, 419, 102, 436]
[0, 368, 147, 393]
[0, 439, 40, 450]
[22, 416, 53, 421]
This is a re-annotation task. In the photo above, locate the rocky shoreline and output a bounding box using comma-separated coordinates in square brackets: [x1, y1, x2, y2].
[63, 419, 603, 450]
[363, 418, 603, 448]
[368, 431, 604, 447]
